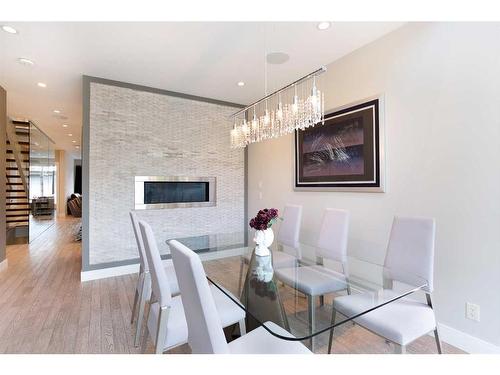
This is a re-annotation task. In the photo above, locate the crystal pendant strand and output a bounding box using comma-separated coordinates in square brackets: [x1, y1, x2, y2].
[230, 67, 326, 148]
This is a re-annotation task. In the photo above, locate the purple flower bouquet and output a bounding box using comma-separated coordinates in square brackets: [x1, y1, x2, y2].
[249, 208, 280, 257]
[249, 208, 279, 230]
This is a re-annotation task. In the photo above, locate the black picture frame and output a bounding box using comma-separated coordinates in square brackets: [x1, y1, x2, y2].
[294, 97, 385, 192]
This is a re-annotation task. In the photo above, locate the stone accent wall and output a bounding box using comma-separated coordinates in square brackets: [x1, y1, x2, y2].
[88, 82, 244, 266]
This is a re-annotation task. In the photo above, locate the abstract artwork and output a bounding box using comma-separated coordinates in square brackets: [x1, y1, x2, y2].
[295, 97, 385, 192]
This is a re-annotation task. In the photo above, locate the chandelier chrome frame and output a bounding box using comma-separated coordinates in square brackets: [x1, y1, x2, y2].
[230, 66, 327, 148]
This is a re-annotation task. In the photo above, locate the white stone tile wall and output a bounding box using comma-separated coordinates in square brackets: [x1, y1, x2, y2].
[89, 82, 244, 265]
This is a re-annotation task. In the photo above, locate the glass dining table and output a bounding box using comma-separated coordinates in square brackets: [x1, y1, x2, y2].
[166, 231, 427, 353]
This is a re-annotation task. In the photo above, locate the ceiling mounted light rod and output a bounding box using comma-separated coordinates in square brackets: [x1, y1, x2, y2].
[230, 66, 326, 118]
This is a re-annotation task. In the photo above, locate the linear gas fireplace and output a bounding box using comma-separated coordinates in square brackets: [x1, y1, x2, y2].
[134, 176, 216, 210]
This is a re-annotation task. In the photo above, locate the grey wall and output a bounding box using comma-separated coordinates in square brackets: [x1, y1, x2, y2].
[83, 77, 245, 270]
[0, 86, 6, 264]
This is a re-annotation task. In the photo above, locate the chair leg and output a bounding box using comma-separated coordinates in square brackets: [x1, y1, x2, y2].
[307, 295, 315, 352]
[394, 344, 406, 354]
[131, 272, 143, 324]
[131, 289, 139, 324]
[154, 307, 169, 354]
[425, 294, 443, 354]
[237, 258, 245, 296]
[134, 275, 149, 347]
[328, 308, 336, 354]
[319, 295, 325, 307]
[141, 327, 149, 353]
[293, 264, 299, 317]
[293, 287, 299, 317]
[141, 302, 151, 353]
[434, 327, 443, 354]
[238, 319, 246, 336]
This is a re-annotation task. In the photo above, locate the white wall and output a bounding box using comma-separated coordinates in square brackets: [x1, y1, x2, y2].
[55, 150, 76, 216]
[248, 23, 500, 348]
[65, 153, 76, 200]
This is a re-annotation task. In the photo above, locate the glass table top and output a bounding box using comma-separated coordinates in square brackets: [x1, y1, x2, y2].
[166, 231, 427, 351]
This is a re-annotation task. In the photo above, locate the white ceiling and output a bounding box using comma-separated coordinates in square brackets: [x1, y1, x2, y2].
[0, 22, 404, 158]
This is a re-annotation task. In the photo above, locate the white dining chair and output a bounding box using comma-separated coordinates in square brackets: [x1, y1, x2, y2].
[238, 204, 303, 294]
[329, 216, 442, 354]
[138, 220, 246, 354]
[169, 239, 312, 354]
[274, 208, 350, 350]
[129, 211, 180, 347]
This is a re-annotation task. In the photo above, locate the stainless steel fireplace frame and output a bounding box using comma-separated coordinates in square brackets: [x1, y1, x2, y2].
[134, 176, 216, 210]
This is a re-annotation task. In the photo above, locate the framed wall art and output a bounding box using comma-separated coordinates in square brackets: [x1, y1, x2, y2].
[294, 96, 385, 192]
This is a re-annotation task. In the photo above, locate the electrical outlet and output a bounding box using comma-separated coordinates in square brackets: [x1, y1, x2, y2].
[466, 302, 480, 322]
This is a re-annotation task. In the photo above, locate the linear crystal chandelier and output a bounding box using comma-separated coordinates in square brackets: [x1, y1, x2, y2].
[230, 66, 327, 148]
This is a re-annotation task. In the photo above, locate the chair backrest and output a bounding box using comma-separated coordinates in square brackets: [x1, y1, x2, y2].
[169, 240, 230, 354]
[276, 204, 302, 256]
[383, 216, 436, 293]
[130, 211, 148, 272]
[138, 220, 172, 308]
[316, 208, 349, 263]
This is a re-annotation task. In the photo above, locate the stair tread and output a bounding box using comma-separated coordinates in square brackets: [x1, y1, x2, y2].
[6, 141, 30, 145]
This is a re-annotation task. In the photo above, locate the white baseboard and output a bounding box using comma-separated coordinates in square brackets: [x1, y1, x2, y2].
[80, 259, 174, 282]
[437, 323, 500, 354]
[0, 259, 8, 272]
[81, 263, 140, 282]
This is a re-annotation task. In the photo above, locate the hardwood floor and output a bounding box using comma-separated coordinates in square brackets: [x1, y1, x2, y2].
[0, 217, 464, 354]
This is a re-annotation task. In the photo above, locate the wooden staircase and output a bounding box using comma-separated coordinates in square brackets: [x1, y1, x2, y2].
[5, 120, 30, 230]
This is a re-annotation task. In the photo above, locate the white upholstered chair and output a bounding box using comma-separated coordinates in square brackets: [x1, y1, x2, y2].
[129, 211, 180, 347]
[329, 216, 442, 354]
[274, 208, 350, 350]
[238, 204, 303, 294]
[169, 239, 312, 354]
[138, 220, 246, 354]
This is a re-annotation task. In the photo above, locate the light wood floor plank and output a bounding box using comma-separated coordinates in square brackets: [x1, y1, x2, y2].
[88, 280, 102, 354]
[99, 278, 115, 353]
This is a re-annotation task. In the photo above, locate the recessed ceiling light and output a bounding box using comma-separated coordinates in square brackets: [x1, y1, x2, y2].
[72, 140, 76, 143]
[1, 25, 18, 34]
[237, 81, 245, 87]
[53, 110, 61, 114]
[37, 82, 47, 88]
[62, 124, 68, 128]
[68, 133, 73, 136]
[75, 146, 80, 149]
[317, 22, 331, 30]
[18, 58, 34, 66]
